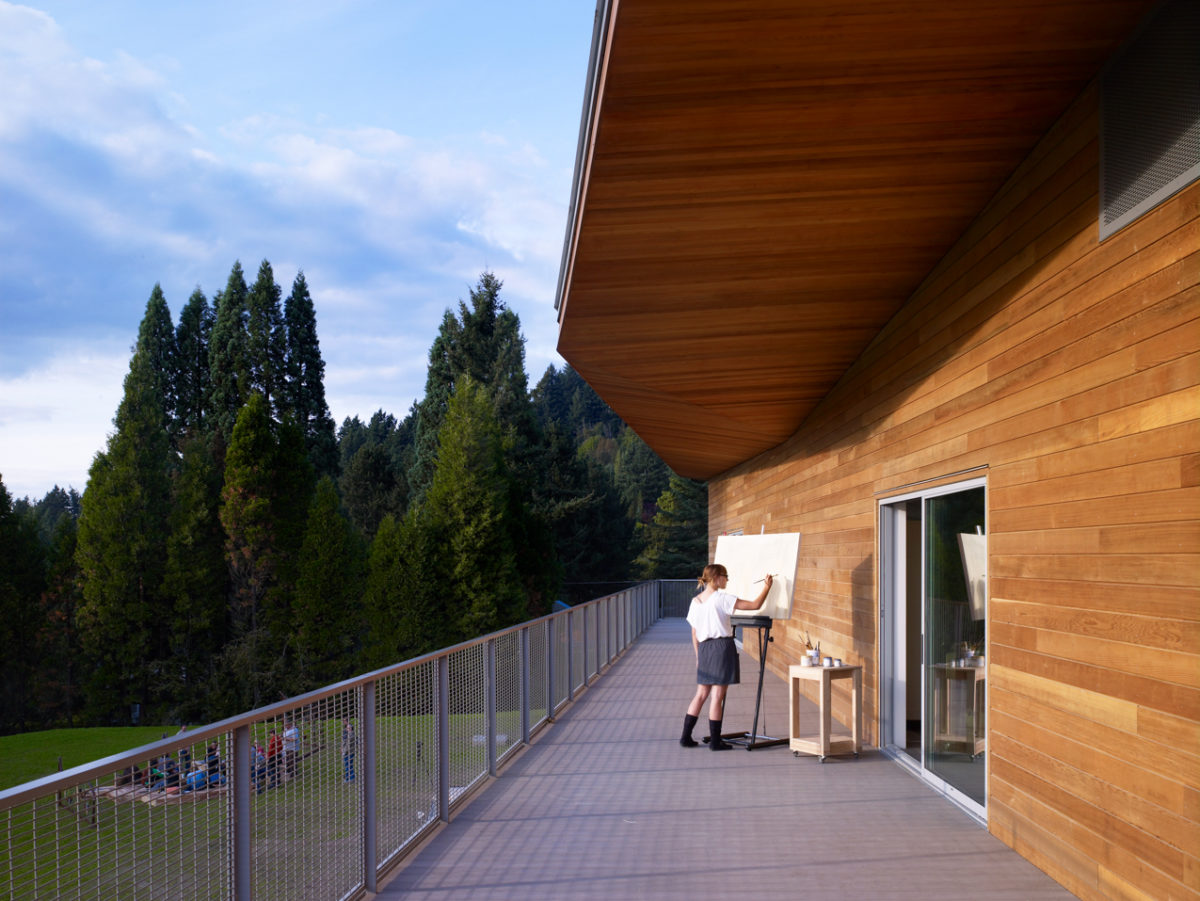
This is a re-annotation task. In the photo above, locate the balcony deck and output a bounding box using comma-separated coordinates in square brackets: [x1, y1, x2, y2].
[378, 619, 1073, 900]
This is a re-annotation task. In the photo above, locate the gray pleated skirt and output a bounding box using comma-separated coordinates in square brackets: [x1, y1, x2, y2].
[696, 636, 740, 686]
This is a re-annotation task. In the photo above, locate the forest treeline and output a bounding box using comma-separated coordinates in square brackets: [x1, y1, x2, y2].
[0, 263, 707, 735]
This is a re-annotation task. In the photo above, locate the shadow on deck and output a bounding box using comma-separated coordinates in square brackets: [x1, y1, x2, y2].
[377, 619, 1072, 900]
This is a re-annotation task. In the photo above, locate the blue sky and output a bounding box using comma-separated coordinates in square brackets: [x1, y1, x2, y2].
[0, 0, 595, 501]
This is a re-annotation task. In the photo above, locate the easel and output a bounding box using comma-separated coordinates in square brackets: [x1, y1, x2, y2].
[705, 615, 788, 750]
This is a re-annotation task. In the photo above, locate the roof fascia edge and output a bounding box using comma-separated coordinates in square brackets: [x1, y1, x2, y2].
[554, 0, 616, 318]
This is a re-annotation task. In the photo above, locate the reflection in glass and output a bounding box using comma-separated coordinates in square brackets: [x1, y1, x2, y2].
[923, 488, 986, 805]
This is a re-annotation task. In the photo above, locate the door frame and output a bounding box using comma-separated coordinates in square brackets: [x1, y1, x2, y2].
[878, 476, 988, 823]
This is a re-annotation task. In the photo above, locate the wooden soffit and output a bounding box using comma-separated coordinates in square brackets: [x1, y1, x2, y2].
[556, 0, 1156, 480]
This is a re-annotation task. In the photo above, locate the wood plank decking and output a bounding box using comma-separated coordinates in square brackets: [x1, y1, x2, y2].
[377, 619, 1074, 900]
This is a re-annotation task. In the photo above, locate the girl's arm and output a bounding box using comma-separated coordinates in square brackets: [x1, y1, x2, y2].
[733, 574, 774, 610]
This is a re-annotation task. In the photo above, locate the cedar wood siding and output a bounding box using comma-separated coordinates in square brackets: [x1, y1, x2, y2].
[708, 80, 1199, 900]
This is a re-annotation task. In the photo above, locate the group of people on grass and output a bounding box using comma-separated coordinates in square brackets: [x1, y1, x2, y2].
[249, 719, 301, 793]
[115, 716, 357, 796]
[119, 738, 226, 793]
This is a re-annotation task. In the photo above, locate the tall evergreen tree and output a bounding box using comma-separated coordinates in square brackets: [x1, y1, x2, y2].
[362, 512, 444, 667]
[292, 477, 366, 688]
[0, 477, 47, 733]
[163, 434, 228, 722]
[218, 392, 282, 709]
[28, 485, 81, 546]
[174, 287, 213, 443]
[341, 443, 403, 539]
[635, 474, 709, 579]
[614, 426, 671, 523]
[76, 313, 174, 723]
[283, 271, 338, 477]
[337, 415, 369, 472]
[34, 514, 82, 727]
[408, 272, 534, 503]
[246, 259, 285, 415]
[209, 261, 250, 444]
[138, 283, 178, 435]
[269, 415, 316, 636]
[534, 422, 632, 587]
[422, 377, 525, 640]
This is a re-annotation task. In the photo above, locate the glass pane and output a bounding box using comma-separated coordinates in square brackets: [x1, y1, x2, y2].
[924, 487, 986, 805]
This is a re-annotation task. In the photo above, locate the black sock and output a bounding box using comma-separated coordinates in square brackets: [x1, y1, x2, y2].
[708, 719, 731, 750]
[680, 714, 698, 747]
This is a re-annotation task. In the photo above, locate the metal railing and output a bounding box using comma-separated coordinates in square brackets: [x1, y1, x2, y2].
[0, 582, 664, 900]
[659, 578, 697, 618]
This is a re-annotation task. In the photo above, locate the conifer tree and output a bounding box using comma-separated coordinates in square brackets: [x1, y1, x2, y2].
[0, 477, 47, 733]
[292, 477, 366, 687]
[635, 474, 709, 579]
[341, 443, 403, 539]
[246, 259, 285, 415]
[283, 271, 338, 477]
[174, 287, 213, 443]
[163, 434, 228, 721]
[138, 283, 178, 435]
[76, 315, 174, 723]
[409, 272, 534, 503]
[362, 512, 444, 667]
[337, 415, 369, 472]
[218, 392, 281, 708]
[422, 377, 525, 640]
[34, 514, 82, 726]
[209, 261, 250, 444]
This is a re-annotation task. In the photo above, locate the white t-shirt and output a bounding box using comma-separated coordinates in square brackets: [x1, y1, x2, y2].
[687, 590, 738, 641]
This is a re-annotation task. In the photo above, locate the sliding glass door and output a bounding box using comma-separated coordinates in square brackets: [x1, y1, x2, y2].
[880, 478, 986, 812]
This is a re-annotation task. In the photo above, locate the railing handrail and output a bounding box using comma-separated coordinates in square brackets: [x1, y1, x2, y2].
[0, 583, 654, 809]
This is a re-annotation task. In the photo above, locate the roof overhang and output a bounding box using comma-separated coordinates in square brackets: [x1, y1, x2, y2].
[555, 0, 1156, 480]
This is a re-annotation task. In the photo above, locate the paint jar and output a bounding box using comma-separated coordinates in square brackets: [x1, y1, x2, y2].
[823, 657, 833, 667]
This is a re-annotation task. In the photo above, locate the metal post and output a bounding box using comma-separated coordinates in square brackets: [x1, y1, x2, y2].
[437, 656, 450, 823]
[566, 609, 575, 700]
[582, 605, 590, 686]
[363, 681, 377, 893]
[486, 639, 497, 777]
[520, 627, 531, 745]
[546, 618, 556, 721]
[609, 597, 616, 664]
[232, 725, 251, 901]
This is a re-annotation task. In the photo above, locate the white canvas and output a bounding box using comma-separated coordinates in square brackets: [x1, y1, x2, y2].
[713, 533, 802, 620]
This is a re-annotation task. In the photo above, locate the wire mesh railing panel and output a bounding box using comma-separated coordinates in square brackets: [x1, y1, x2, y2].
[494, 630, 522, 764]
[250, 691, 362, 901]
[528, 621, 549, 731]
[374, 661, 438, 866]
[552, 614, 570, 712]
[446, 644, 488, 805]
[660, 580, 696, 617]
[1, 740, 231, 900]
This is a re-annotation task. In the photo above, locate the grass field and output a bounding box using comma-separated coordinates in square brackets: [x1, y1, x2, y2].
[0, 726, 176, 791]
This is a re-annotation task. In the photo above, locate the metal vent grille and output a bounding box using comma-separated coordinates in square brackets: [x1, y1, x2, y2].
[1100, 0, 1200, 239]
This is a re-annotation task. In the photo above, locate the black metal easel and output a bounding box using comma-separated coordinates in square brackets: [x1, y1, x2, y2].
[719, 615, 788, 750]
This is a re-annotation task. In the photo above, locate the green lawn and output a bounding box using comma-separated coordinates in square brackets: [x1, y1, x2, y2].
[0, 726, 174, 791]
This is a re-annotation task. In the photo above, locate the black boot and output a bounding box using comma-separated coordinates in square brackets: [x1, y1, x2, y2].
[680, 714, 699, 747]
[708, 719, 732, 750]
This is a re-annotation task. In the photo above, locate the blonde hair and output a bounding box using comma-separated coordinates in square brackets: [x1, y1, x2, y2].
[697, 563, 727, 590]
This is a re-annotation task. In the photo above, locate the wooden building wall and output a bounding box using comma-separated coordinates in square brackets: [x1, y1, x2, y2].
[708, 80, 1198, 900]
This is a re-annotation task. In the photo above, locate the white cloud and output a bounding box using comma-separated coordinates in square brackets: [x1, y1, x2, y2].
[0, 344, 128, 500]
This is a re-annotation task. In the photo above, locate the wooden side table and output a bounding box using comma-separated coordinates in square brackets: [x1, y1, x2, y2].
[788, 664, 862, 762]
